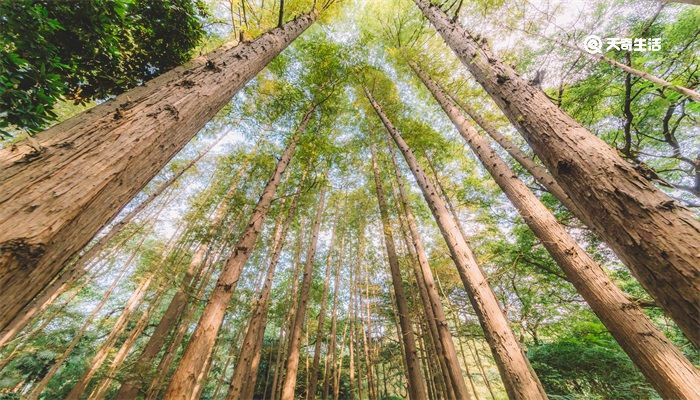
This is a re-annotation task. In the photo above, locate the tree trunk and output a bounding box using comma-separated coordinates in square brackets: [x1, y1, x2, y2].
[413, 0, 700, 347]
[366, 88, 547, 400]
[414, 62, 700, 400]
[227, 183, 302, 399]
[323, 249, 342, 400]
[0, 13, 317, 331]
[448, 94, 579, 216]
[370, 145, 429, 400]
[65, 274, 156, 400]
[87, 288, 166, 400]
[25, 233, 145, 400]
[307, 229, 335, 400]
[271, 220, 306, 400]
[387, 138, 473, 400]
[164, 117, 307, 398]
[114, 146, 255, 398]
[280, 185, 327, 400]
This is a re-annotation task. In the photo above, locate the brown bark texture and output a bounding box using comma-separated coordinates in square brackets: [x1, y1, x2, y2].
[365, 87, 548, 400]
[371, 145, 429, 400]
[413, 0, 700, 347]
[0, 12, 317, 331]
[280, 185, 327, 400]
[414, 62, 700, 400]
[164, 122, 305, 399]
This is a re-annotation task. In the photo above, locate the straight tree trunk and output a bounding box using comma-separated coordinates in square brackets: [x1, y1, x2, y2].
[323, 251, 342, 400]
[227, 183, 302, 399]
[414, 62, 700, 400]
[87, 288, 167, 400]
[65, 274, 156, 400]
[115, 146, 256, 398]
[25, 234, 145, 400]
[271, 220, 306, 400]
[387, 139, 473, 400]
[370, 145, 429, 400]
[365, 88, 547, 400]
[0, 12, 317, 331]
[164, 114, 309, 399]
[280, 185, 327, 400]
[413, 0, 700, 346]
[307, 233, 335, 400]
[447, 94, 579, 216]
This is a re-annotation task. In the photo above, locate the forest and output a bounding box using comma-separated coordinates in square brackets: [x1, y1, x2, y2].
[0, 0, 698, 399]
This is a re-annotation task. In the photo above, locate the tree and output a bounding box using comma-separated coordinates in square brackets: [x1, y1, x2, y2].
[412, 0, 700, 347]
[0, 10, 318, 333]
[0, 0, 207, 136]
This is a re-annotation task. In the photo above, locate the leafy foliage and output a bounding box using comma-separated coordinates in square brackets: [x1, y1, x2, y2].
[0, 0, 207, 137]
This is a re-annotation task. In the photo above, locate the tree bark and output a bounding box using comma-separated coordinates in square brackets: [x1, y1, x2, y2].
[447, 94, 579, 216]
[0, 12, 317, 331]
[280, 185, 327, 400]
[413, 0, 700, 347]
[114, 158, 253, 398]
[164, 115, 308, 399]
[65, 275, 155, 400]
[413, 62, 700, 400]
[271, 219, 306, 400]
[25, 233, 145, 400]
[370, 145, 429, 400]
[366, 87, 547, 400]
[226, 182, 302, 399]
[307, 225, 338, 400]
[87, 288, 166, 400]
[323, 248, 342, 400]
[387, 138, 473, 400]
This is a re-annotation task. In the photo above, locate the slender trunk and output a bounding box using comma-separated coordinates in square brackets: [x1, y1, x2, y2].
[413, 0, 700, 346]
[227, 184, 302, 399]
[87, 288, 166, 400]
[25, 235, 144, 400]
[359, 280, 374, 400]
[333, 322, 349, 400]
[164, 115, 308, 398]
[307, 230, 336, 400]
[65, 274, 156, 400]
[348, 265, 356, 400]
[390, 158, 470, 399]
[271, 221, 306, 400]
[370, 145, 428, 400]
[366, 88, 547, 400]
[448, 94, 579, 216]
[323, 252, 341, 400]
[457, 334, 482, 400]
[115, 148, 255, 399]
[280, 185, 327, 400]
[414, 63, 700, 399]
[416, 323, 438, 400]
[0, 14, 318, 331]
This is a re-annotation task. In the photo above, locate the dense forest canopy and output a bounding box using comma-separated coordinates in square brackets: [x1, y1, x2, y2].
[0, 0, 698, 399]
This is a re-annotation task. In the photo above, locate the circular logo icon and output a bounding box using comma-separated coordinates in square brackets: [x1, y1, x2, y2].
[582, 35, 603, 54]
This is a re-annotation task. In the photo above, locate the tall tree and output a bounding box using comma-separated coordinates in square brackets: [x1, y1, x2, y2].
[0, 11, 318, 331]
[307, 230, 335, 400]
[412, 0, 700, 346]
[280, 185, 327, 400]
[412, 62, 700, 400]
[370, 144, 429, 400]
[385, 136, 472, 400]
[163, 108, 312, 399]
[365, 87, 548, 400]
[226, 180, 303, 399]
